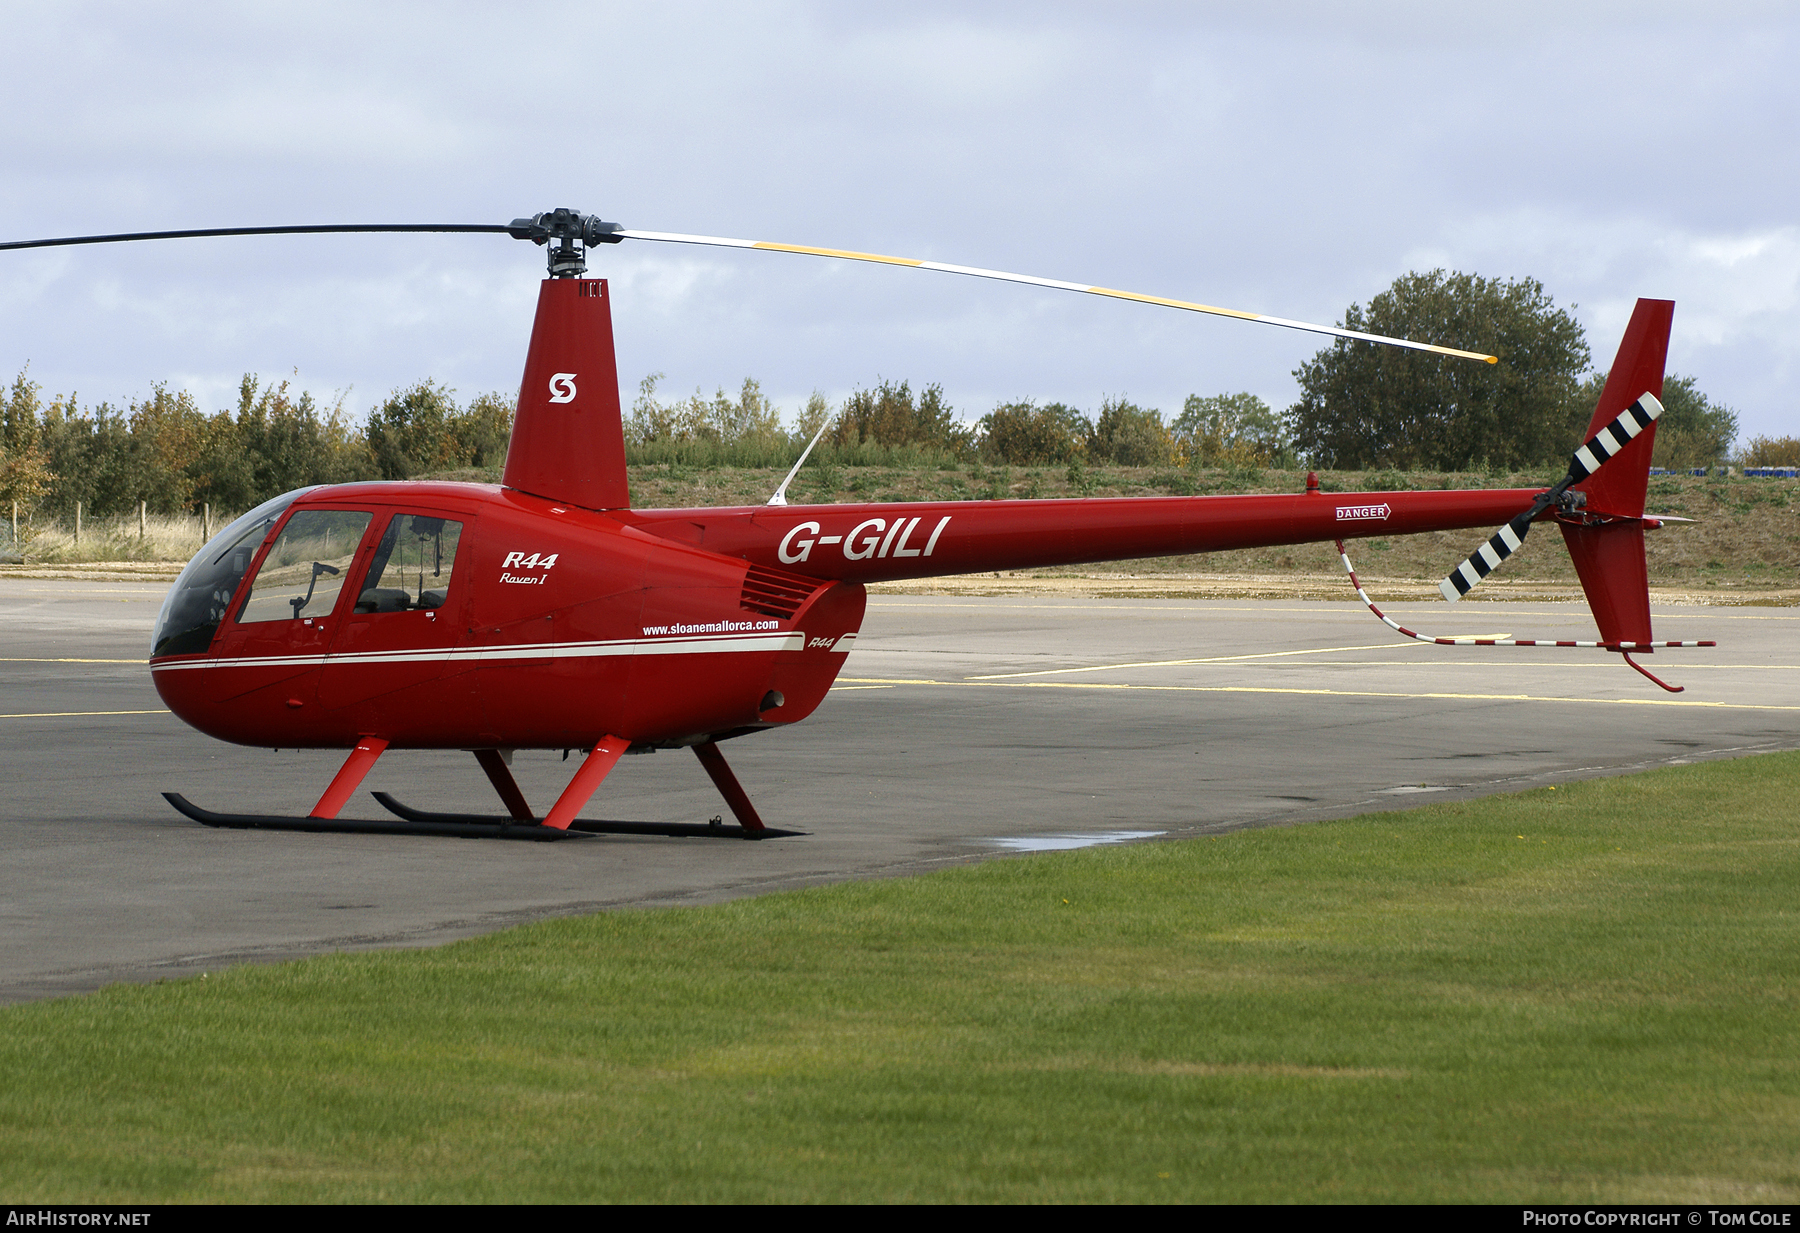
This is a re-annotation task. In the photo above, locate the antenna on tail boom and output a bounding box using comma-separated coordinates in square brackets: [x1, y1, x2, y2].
[768, 421, 831, 507]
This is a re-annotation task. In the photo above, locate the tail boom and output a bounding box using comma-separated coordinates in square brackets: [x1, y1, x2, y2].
[624, 486, 1556, 583]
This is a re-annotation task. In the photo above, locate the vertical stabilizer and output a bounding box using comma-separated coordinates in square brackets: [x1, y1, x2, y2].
[1571, 298, 1673, 518]
[502, 278, 630, 511]
[1561, 298, 1673, 647]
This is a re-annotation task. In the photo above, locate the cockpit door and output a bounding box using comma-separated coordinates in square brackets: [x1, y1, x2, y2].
[203, 508, 375, 705]
[318, 508, 476, 741]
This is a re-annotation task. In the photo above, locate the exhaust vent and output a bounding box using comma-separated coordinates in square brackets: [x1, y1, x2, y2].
[740, 565, 819, 621]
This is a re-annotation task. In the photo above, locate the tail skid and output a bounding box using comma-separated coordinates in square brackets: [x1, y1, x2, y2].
[1336, 540, 1714, 692]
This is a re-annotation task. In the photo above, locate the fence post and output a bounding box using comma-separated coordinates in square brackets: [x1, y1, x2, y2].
[203, 503, 210, 541]
[75, 501, 81, 545]
[139, 501, 146, 539]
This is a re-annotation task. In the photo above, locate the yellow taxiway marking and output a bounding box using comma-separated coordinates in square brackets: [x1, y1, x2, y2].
[0, 709, 170, 719]
[968, 640, 1434, 678]
[836, 678, 1800, 712]
[1151, 660, 1791, 671]
[970, 651, 1785, 679]
[866, 600, 1788, 621]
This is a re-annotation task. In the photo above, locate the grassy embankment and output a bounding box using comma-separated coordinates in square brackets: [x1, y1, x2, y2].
[7, 466, 1795, 597]
[2, 751, 1798, 1202]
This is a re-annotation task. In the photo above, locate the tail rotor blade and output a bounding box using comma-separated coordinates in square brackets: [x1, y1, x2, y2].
[1567, 392, 1664, 481]
[1439, 508, 1541, 603]
[1437, 391, 1667, 603]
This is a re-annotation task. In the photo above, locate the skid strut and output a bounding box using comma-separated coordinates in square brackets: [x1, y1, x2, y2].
[163, 735, 579, 838]
[165, 738, 801, 840]
[370, 740, 795, 838]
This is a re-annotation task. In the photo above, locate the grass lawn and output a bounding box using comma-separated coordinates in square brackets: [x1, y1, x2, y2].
[3, 752, 1798, 1203]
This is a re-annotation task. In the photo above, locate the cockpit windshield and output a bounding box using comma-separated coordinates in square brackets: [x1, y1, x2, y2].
[149, 488, 317, 658]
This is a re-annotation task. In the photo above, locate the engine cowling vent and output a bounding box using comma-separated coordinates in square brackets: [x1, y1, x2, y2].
[740, 564, 820, 621]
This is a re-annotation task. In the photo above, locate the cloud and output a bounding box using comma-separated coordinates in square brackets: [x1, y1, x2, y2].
[2, 3, 1795, 442]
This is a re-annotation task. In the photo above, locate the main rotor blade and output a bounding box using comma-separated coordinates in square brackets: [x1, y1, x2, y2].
[616, 229, 1501, 364]
[0, 224, 514, 252]
[1438, 392, 1666, 602]
[5, 215, 1500, 363]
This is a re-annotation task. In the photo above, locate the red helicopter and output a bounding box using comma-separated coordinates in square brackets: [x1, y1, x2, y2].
[4, 210, 1712, 840]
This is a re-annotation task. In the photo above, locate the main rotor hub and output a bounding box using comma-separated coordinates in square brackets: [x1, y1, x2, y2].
[506, 208, 622, 278]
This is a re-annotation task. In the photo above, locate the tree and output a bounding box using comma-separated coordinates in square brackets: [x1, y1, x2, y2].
[1574, 372, 1738, 469]
[232, 375, 369, 497]
[0, 369, 55, 514]
[1741, 435, 1800, 467]
[830, 379, 967, 453]
[1085, 397, 1173, 466]
[366, 380, 459, 480]
[126, 383, 210, 513]
[1173, 392, 1291, 467]
[1287, 271, 1591, 471]
[977, 400, 1090, 464]
[446, 392, 515, 468]
[37, 393, 146, 519]
[626, 374, 785, 448]
[793, 391, 831, 445]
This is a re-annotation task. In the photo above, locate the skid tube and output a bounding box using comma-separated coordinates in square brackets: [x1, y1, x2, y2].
[371, 792, 802, 840]
[162, 792, 587, 841]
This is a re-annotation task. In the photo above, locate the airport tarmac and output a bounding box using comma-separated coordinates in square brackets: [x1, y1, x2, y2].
[1, 576, 1795, 1004]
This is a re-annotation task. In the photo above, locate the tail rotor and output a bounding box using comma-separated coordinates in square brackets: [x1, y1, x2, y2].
[1438, 392, 1665, 603]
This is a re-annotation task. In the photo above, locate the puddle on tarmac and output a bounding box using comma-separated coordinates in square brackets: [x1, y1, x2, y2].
[986, 830, 1165, 852]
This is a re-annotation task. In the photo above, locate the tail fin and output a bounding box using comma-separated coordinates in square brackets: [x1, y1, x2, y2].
[501, 278, 631, 511]
[1561, 298, 1673, 646]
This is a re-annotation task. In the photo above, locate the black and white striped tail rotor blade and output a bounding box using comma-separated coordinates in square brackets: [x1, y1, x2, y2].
[1567, 392, 1664, 481]
[1438, 391, 1666, 603]
[1439, 507, 1542, 603]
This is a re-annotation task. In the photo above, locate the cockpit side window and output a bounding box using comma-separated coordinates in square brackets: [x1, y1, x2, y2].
[356, 514, 465, 613]
[237, 510, 374, 623]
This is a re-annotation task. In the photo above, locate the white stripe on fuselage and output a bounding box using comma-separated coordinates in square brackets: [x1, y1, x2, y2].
[150, 631, 805, 672]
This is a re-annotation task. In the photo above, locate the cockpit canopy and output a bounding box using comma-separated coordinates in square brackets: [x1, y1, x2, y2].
[150, 488, 315, 657]
[151, 491, 472, 659]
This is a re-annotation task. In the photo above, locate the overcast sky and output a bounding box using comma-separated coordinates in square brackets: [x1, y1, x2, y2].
[3, 2, 1794, 445]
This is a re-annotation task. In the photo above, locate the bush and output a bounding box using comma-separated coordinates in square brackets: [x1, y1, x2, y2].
[1086, 397, 1174, 466]
[976, 400, 1089, 464]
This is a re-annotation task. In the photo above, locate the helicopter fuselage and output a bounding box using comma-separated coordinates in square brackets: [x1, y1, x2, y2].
[149, 477, 1545, 753]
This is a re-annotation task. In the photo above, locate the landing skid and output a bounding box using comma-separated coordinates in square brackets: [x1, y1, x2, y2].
[162, 792, 585, 841]
[371, 792, 801, 840]
[163, 736, 793, 842]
